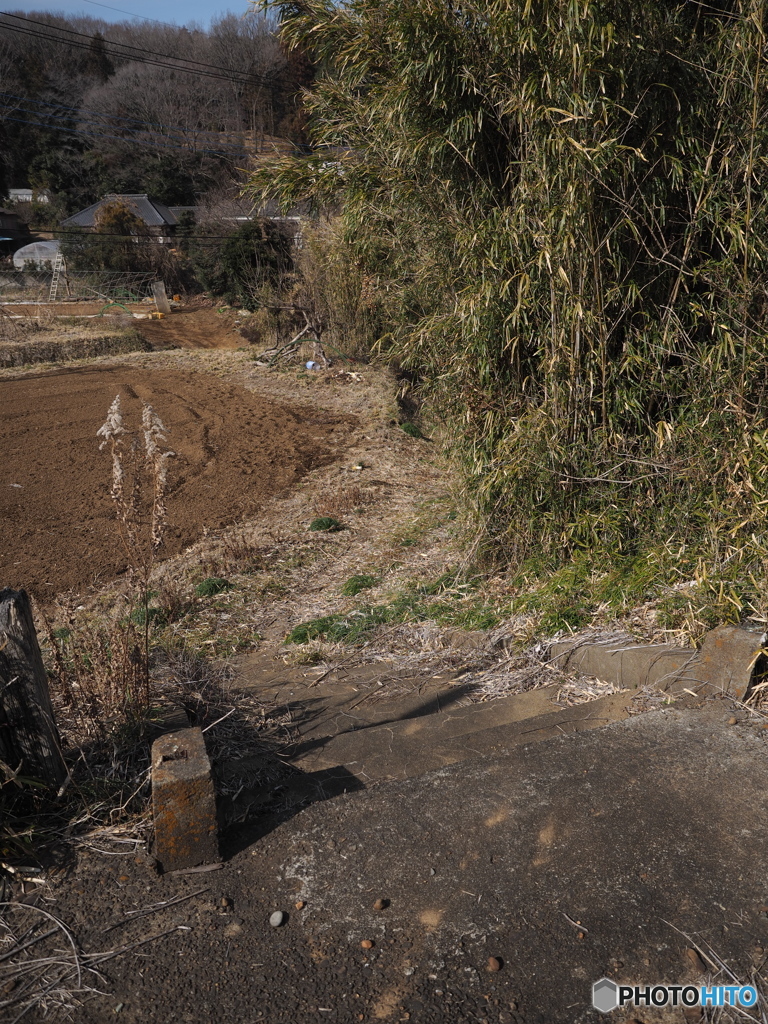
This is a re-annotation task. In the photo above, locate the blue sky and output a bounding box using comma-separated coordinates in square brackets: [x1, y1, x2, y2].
[5, 0, 253, 29]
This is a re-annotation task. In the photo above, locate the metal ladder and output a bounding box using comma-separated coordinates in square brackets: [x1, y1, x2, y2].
[48, 252, 64, 302]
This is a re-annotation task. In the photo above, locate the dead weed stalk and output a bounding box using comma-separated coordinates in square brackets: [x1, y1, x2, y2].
[94, 393, 175, 709]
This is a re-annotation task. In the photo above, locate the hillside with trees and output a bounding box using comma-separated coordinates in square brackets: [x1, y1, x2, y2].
[0, 8, 309, 211]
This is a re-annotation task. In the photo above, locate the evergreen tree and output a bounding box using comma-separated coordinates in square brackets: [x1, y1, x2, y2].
[82, 32, 114, 83]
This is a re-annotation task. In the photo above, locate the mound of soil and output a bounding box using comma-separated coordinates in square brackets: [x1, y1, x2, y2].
[0, 365, 356, 599]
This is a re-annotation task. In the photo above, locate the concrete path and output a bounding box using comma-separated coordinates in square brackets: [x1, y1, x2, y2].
[49, 700, 768, 1023]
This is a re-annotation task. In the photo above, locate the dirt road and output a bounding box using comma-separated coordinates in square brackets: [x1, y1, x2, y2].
[133, 307, 245, 349]
[3, 305, 246, 349]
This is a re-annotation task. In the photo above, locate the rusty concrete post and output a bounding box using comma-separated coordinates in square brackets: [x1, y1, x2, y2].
[151, 727, 219, 872]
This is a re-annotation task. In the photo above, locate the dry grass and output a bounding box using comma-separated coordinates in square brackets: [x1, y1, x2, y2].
[0, 318, 150, 367]
[0, 899, 196, 1023]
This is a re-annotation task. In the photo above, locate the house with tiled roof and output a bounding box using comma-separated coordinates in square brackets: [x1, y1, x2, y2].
[61, 194, 178, 242]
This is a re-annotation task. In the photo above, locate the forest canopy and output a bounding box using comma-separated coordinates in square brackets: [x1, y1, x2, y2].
[0, 9, 311, 209]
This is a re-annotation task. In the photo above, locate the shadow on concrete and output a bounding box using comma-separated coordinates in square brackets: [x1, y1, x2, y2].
[281, 680, 479, 761]
[219, 763, 364, 859]
[217, 683, 477, 858]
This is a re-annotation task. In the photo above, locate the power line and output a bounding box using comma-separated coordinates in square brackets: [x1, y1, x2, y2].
[0, 21, 255, 85]
[56, 236, 253, 241]
[0, 11, 273, 84]
[64, 0, 190, 28]
[54, 230, 278, 240]
[0, 18, 280, 91]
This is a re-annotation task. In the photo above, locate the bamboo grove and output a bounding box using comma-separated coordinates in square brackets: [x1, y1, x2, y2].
[250, 0, 768, 611]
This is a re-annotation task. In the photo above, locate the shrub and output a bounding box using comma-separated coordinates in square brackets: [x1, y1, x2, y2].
[309, 516, 344, 532]
[195, 577, 233, 598]
[189, 219, 292, 308]
[248, 0, 768, 618]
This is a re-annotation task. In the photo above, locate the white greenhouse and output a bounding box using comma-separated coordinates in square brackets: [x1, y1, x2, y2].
[12, 240, 61, 269]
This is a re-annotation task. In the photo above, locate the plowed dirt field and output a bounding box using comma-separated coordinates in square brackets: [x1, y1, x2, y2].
[3, 305, 245, 349]
[0, 364, 355, 600]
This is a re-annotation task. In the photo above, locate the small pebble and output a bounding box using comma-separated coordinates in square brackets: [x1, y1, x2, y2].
[429, 867, 436, 876]
[295, 901, 305, 910]
[373, 898, 389, 911]
[220, 897, 233, 908]
[361, 939, 374, 949]
[728, 716, 738, 726]
[487, 956, 502, 972]
[269, 911, 285, 928]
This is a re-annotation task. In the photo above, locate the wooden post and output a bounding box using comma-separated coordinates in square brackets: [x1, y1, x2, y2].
[0, 589, 65, 788]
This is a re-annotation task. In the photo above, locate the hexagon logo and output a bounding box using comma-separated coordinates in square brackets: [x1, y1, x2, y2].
[593, 977, 619, 1014]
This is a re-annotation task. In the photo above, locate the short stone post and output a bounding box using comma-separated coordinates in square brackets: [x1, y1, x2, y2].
[151, 727, 219, 872]
[0, 588, 66, 788]
[151, 280, 172, 315]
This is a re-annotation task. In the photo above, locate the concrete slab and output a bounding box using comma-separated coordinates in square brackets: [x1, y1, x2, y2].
[244, 704, 768, 1020]
[56, 703, 768, 1023]
[289, 684, 635, 784]
[550, 624, 766, 700]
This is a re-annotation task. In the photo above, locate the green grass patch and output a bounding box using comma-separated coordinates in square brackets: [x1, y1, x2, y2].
[341, 573, 380, 596]
[431, 602, 500, 631]
[285, 593, 425, 644]
[288, 573, 500, 645]
[195, 577, 233, 598]
[400, 421, 423, 438]
[507, 543, 762, 640]
[309, 516, 344, 532]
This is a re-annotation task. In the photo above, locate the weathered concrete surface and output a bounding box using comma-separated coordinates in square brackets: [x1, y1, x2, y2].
[696, 624, 766, 700]
[550, 624, 766, 701]
[151, 727, 219, 872]
[55, 703, 768, 1023]
[289, 683, 635, 785]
